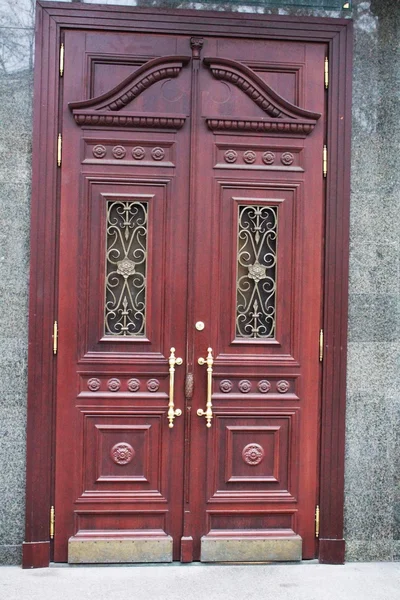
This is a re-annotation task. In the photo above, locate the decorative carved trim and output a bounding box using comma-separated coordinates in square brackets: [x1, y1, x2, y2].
[190, 37, 204, 59]
[204, 57, 320, 120]
[70, 55, 190, 112]
[73, 112, 186, 130]
[206, 118, 316, 135]
[70, 55, 190, 130]
[204, 57, 320, 137]
[185, 372, 194, 400]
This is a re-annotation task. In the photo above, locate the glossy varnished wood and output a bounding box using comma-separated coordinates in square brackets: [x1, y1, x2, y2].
[24, 2, 352, 567]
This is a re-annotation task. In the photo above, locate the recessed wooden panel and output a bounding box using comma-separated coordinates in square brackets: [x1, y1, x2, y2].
[80, 411, 165, 498]
[209, 410, 299, 502]
[208, 511, 297, 533]
[76, 510, 167, 533]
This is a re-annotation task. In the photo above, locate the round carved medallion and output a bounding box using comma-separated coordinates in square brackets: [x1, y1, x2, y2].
[110, 443, 135, 466]
[92, 144, 106, 159]
[107, 378, 121, 392]
[243, 150, 256, 164]
[238, 380, 252, 393]
[277, 380, 290, 393]
[281, 152, 294, 166]
[224, 149, 238, 164]
[242, 443, 265, 466]
[219, 379, 233, 393]
[151, 147, 165, 161]
[147, 378, 160, 392]
[112, 145, 126, 159]
[258, 380, 271, 393]
[262, 151, 275, 165]
[127, 378, 141, 392]
[132, 146, 145, 160]
[87, 378, 101, 392]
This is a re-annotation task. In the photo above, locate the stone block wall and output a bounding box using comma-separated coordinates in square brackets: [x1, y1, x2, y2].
[0, 0, 398, 564]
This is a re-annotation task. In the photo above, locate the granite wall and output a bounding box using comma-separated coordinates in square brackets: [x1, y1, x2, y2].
[0, 0, 398, 564]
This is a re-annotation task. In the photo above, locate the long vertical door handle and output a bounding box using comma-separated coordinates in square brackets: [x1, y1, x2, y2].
[168, 347, 183, 428]
[197, 347, 214, 428]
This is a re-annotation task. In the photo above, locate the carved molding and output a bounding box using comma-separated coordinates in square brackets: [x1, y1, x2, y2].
[70, 55, 190, 129]
[73, 112, 186, 130]
[206, 118, 316, 135]
[204, 57, 320, 136]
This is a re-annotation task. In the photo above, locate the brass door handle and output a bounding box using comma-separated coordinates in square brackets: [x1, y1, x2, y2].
[197, 347, 214, 428]
[168, 347, 183, 428]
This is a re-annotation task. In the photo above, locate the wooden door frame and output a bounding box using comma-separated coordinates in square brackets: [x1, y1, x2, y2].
[23, 1, 352, 568]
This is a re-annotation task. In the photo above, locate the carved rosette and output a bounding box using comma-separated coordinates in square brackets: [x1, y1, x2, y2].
[258, 380, 271, 393]
[132, 147, 145, 160]
[219, 379, 233, 393]
[281, 152, 294, 166]
[112, 145, 126, 159]
[147, 379, 160, 392]
[238, 380, 252, 393]
[87, 378, 101, 392]
[242, 443, 265, 466]
[262, 151, 275, 165]
[243, 150, 256, 164]
[110, 443, 135, 466]
[224, 149, 238, 163]
[92, 144, 106, 159]
[127, 378, 140, 392]
[151, 147, 165, 161]
[277, 380, 290, 393]
[107, 378, 121, 392]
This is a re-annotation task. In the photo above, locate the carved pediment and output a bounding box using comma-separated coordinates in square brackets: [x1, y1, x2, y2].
[203, 57, 320, 136]
[69, 55, 190, 129]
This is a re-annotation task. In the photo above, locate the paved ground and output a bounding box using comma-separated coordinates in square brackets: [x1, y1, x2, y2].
[1, 562, 399, 600]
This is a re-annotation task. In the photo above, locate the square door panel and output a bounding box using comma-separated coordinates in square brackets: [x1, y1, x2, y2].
[79, 410, 166, 500]
[209, 410, 299, 502]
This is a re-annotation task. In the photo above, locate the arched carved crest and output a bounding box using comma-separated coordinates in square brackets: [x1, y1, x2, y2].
[203, 57, 321, 136]
[69, 55, 190, 129]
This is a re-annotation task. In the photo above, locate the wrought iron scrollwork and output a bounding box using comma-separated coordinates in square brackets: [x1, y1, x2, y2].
[105, 200, 148, 337]
[236, 205, 277, 339]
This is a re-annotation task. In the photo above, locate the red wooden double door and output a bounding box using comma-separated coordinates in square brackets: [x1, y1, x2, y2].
[55, 24, 325, 563]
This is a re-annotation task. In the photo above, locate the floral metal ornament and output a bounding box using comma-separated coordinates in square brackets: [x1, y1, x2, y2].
[105, 200, 148, 337]
[236, 205, 277, 339]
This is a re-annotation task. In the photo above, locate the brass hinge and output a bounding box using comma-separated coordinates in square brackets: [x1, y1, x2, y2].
[59, 43, 64, 77]
[323, 145, 327, 178]
[53, 320, 58, 355]
[324, 56, 329, 89]
[50, 506, 55, 540]
[315, 505, 320, 538]
[57, 133, 62, 168]
[319, 329, 324, 362]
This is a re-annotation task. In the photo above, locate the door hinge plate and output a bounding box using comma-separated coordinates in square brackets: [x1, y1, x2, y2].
[323, 145, 327, 178]
[60, 43, 64, 77]
[53, 320, 58, 355]
[57, 133, 62, 168]
[315, 505, 320, 538]
[319, 329, 324, 362]
[324, 56, 329, 89]
[57, 134, 62, 168]
[50, 505, 55, 540]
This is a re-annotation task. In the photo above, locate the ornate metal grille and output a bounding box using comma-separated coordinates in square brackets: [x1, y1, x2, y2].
[105, 200, 148, 337]
[236, 204, 277, 339]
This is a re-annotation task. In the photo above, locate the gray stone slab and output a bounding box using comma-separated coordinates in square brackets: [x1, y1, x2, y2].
[344, 393, 395, 545]
[348, 294, 400, 342]
[201, 535, 302, 563]
[346, 342, 400, 395]
[68, 536, 173, 564]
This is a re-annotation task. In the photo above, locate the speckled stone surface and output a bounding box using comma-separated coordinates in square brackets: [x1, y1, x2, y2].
[0, 0, 399, 565]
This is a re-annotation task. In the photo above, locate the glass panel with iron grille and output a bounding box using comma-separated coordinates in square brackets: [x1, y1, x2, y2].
[236, 204, 277, 339]
[105, 200, 148, 337]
